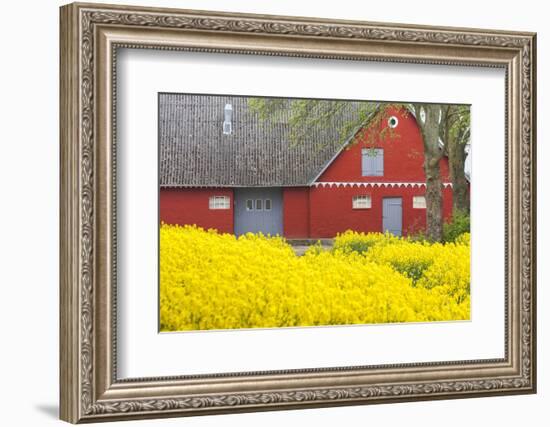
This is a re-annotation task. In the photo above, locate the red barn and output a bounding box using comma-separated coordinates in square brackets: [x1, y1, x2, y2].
[159, 93, 454, 238]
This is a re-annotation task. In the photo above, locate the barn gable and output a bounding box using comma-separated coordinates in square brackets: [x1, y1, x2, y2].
[314, 107, 451, 183]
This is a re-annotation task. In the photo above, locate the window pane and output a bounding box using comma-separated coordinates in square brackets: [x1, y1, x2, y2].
[413, 196, 426, 209]
[255, 199, 263, 210]
[362, 148, 384, 176]
[352, 195, 371, 209]
[209, 196, 230, 210]
[265, 199, 271, 211]
[246, 199, 253, 211]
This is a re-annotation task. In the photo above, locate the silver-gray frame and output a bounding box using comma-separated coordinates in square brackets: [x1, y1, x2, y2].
[60, 2, 536, 423]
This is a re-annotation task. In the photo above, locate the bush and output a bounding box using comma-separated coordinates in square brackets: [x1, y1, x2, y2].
[443, 210, 470, 243]
[333, 230, 398, 254]
[405, 230, 429, 243]
[365, 240, 437, 284]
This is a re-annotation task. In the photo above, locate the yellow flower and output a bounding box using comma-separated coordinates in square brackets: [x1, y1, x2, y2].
[160, 224, 470, 331]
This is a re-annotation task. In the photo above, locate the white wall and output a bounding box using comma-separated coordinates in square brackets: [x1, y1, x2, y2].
[0, 1, 545, 426]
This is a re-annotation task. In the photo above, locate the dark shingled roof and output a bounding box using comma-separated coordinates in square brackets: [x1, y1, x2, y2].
[159, 93, 363, 187]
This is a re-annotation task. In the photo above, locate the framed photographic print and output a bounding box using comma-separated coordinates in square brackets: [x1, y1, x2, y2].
[59, 2, 537, 423]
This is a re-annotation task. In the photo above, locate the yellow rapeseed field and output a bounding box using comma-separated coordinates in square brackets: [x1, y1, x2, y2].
[160, 225, 470, 331]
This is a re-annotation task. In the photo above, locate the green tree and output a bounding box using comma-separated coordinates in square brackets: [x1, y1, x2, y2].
[409, 104, 449, 241]
[248, 98, 385, 147]
[442, 105, 470, 213]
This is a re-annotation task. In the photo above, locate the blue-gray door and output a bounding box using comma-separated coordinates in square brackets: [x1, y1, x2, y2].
[382, 197, 402, 236]
[234, 188, 283, 236]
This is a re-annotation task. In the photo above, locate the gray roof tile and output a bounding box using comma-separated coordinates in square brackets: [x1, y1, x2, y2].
[159, 93, 361, 187]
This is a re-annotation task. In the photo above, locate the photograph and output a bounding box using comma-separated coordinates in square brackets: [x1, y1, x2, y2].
[158, 93, 472, 332]
[56, 2, 536, 423]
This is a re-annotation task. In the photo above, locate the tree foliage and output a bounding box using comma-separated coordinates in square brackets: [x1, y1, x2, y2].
[248, 98, 401, 148]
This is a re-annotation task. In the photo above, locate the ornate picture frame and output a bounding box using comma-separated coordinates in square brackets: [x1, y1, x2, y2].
[60, 2, 536, 423]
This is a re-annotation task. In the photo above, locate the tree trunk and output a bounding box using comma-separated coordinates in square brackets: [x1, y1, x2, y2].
[424, 156, 443, 241]
[447, 131, 470, 213]
[415, 104, 445, 242]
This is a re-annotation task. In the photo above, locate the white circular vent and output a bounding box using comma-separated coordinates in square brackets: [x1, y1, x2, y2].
[388, 116, 399, 128]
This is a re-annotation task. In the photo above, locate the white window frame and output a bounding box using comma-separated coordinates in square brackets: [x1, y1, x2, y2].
[264, 199, 272, 211]
[208, 195, 230, 210]
[245, 199, 254, 211]
[413, 196, 427, 209]
[255, 199, 263, 211]
[352, 195, 372, 209]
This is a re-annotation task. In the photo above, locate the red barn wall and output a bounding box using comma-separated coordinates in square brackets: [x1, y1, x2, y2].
[308, 106, 455, 238]
[159, 188, 234, 234]
[308, 185, 453, 238]
[309, 186, 379, 238]
[442, 186, 453, 223]
[283, 187, 310, 238]
[317, 107, 451, 183]
[309, 186, 453, 238]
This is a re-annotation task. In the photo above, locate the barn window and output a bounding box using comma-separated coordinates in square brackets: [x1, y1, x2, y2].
[361, 148, 384, 176]
[388, 116, 399, 128]
[255, 199, 263, 210]
[352, 195, 372, 209]
[413, 196, 426, 209]
[209, 196, 230, 210]
[264, 199, 272, 211]
[246, 199, 253, 211]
